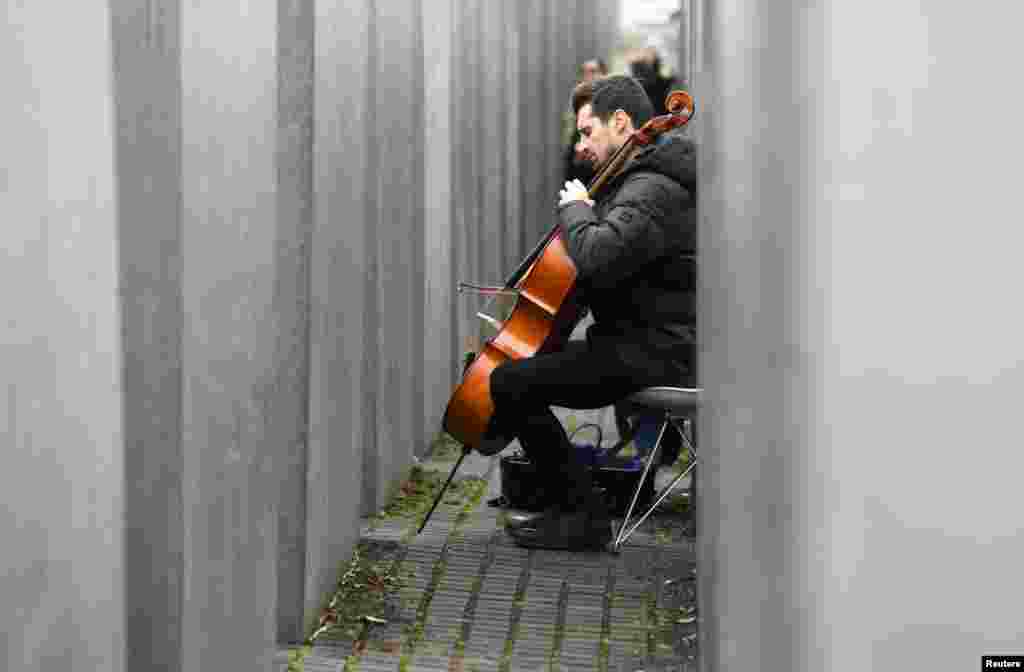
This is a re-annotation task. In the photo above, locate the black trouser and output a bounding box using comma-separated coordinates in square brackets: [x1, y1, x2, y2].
[488, 336, 691, 508]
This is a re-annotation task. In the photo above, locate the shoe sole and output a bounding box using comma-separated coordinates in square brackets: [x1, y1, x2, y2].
[506, 525, 611, 552]
[503, 512, 545, 531]
[508, 533, 610, 551]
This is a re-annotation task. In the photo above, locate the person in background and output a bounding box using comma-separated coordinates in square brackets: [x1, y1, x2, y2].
[629, 47, 677, 115]
[562, 58, 608, 185]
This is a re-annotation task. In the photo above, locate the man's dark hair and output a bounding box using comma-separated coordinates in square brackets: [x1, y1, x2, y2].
[571, 75, 655, 129]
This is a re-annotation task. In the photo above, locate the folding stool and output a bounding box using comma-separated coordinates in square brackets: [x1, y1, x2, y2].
[609, 386, 701, 551]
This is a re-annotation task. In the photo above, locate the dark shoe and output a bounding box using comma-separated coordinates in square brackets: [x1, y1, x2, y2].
[504, 483, 606, 521]
[507, 490, 611, 551]
[503, 507, 548, 531]
[507, 508, 612, 551]
[501, 480, 566, 531]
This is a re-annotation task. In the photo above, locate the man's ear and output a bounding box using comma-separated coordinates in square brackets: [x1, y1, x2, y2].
[614, 109, 632, 134]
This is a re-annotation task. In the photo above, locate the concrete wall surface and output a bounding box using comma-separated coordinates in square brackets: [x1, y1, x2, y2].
[691, 1, 1024, 670]
[2, 4, 125, 671]
[2, 0, 619, 669]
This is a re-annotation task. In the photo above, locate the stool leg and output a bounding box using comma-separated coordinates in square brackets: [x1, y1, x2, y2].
[614, 416, 699, 550]
[682, 418, 697, 536]
[616, 458, 697, 548]
[613, 411, 669, 549]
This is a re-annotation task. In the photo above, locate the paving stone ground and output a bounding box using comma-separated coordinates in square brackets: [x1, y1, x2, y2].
[276, 435, 699, 672]
[275, 317, 698, 672]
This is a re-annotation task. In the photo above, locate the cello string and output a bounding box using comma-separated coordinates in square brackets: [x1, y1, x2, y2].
[457, 282, 519, 296]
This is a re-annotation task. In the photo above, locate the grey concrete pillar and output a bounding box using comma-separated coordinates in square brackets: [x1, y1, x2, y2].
[452, 0, 482, 358]
[363, 0, 424, 512]
[585, 7, 599, 66]
[519, 0, 549, 247]
[274, 0, 315, 645]
[561, 0, 578, 100]
[108, 1, 186, 669]
[695, 1, 1024, 670]
[178, 2, 285, 668]
[502, 0, 524, 272]
[594, 0, 616, 69]
[2, 4, 125, 671]
[480, 0, 507, 279]
[423, 0, 458, 422]
[543, 0, 561, 236]
[676, 0, 690, 88]
[305, 0, 371, 645]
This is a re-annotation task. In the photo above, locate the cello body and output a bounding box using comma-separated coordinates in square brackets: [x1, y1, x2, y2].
[442, 227, 586, 451]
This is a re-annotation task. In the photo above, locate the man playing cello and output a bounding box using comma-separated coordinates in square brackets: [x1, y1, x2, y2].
[481, 75, 697, 550]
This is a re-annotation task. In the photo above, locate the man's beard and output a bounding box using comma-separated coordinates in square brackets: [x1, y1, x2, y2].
[579, 141, 622, 177]
[572, 153, 597, 183]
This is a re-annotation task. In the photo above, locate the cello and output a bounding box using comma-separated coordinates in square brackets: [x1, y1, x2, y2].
[417, 90, 694, 533]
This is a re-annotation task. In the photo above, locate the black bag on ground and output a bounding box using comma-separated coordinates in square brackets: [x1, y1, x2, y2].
[499, 423, 656, 514]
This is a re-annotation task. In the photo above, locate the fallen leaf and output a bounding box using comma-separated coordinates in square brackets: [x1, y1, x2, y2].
[317, 609, 337, 626]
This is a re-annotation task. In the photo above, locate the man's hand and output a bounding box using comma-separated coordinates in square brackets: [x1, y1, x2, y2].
[558, 179, 594, 207]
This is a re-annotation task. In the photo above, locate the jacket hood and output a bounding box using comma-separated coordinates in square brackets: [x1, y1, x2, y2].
[612, 128, 696, 190]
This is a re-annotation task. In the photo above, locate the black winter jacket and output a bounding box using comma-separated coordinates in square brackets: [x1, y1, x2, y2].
[556, 130, 697, 380]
